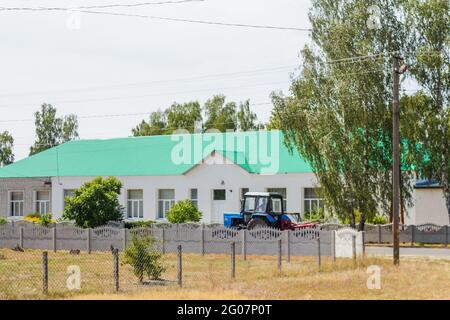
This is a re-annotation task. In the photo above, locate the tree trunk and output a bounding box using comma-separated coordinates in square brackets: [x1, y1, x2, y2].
[389, 201, 393, 223]
[358, 212, 366, 232]
[348, 204, 355, 229]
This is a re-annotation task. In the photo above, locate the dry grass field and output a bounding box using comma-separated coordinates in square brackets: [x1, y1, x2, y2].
[0, 248, 448, 300]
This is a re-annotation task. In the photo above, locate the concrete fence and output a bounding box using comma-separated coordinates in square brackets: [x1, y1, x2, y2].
[320, 223, 449, 245]
[0, 223, 352, 258]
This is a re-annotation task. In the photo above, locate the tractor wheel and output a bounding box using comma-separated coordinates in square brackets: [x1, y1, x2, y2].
[247, 218, 269, 230]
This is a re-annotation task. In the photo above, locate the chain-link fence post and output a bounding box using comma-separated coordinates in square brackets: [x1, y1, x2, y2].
[87, 228, 91, 254]
[177, 244, 182, 287]
[162, 228, 166, 255]
[411, 225, 415, 247]
[113, 249, 119, 292]
[42, 251, 48, 295]
[230, 242, 236, 279]
[361, 231, 365, 257]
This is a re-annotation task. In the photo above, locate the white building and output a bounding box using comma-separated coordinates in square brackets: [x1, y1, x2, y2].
[0, 130, 448, 225]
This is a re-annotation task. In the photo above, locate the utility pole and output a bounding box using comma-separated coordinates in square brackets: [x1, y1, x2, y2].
[392, 55, 407, 266]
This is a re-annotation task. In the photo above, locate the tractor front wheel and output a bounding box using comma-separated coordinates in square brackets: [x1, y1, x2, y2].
[247, 218, 269, 230]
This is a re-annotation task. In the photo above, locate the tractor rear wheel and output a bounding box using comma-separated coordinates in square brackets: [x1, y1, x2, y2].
[247, 218, 269, 230]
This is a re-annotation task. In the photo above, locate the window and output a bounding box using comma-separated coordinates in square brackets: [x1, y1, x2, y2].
[158, 189, 175, 219]
[243, 196, 267, 213]
[35, 191, 50, 214]
[266, 188, 287, 211]
[127, 190, 143, 219]
[63, 189, 75, 208]
[271, 198, 283, 214]
[190, 189, 198, 208]
[304, 188, 324, 217]
[240, 188, 249, 207]
[10, 191, 24, 217]
[213, 189, 226, 201]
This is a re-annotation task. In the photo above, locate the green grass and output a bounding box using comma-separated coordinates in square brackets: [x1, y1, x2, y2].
[0, 248, 449, 300]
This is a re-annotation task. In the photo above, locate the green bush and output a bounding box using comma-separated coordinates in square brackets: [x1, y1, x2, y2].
[62, 177, 124, 228]
[369, 215, 389, 225]
[166, 199, 202, 223]
[0, 217, 7, 226]
[123, 236, 165, 283]
[124, 220, 155, 229]
[39, 213, 53, 227]
[304, 208, 326, 222]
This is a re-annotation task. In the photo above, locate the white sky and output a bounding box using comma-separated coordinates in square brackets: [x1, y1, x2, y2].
[0, 0, 313, 160]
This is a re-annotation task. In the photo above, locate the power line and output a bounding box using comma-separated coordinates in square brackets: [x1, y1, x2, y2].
[0, 81, 289, 109]
[0, 64, 297, 98]
[0, 6, 312, 32]
[0, 102, 272, 123]
[0, 0, 205, 11]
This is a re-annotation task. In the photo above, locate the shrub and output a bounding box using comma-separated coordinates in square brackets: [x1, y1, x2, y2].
[24, 213, 41, 223]
[62, 177, 124, 228]
[124, 220, 155, 229]
[123, 236, 165, 283]
[166, 199, 202, 223]
[369, 215, 389, 225]
[39, 213, 54, 227]
[0, 217, 7, 225]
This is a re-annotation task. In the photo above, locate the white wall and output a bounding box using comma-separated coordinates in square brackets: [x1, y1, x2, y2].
[411, 188, 449, 225]
[51, 152, 319, 222]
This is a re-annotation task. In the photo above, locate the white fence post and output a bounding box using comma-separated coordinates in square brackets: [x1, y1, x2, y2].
[285, 230, 291, 263]
[201, 225, 205, 256]
[241, 229, 247, 260]
[122, 228, 127, 251]
[19, 227, 24, 248]
[331, 230, 336, 262]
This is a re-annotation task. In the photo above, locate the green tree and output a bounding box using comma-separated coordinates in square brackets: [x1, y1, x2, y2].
[123, 236, 166, 283]
[62, 177, 124, 228]
[166, 199, 202, 223]
[165, 101, 202, 132]
[237, 100, 259, 131]
[401, 0, 450, 217]
[0, 131, 14, 167]
[132, 110, 167, 136]
[203, 95, 237, 131]
[29, 103, 79, 155]
[271, 0, 414, 230]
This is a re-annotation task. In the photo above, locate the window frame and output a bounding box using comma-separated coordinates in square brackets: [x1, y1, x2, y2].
[9, 190, 24, 217]
[303, 187, 325, 218]
[266, 188, 287, 211]
[157, 189, 175, 219]
[127, 189, 144, 219]
[35, 190, 50, 215]
[189, 188, 198, 208]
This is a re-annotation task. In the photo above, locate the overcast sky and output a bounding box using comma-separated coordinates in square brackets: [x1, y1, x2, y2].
[0, 0, 312, 160]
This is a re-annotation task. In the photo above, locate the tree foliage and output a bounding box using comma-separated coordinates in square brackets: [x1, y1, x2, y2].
[271, 0, 415, 229]
[0, 131, 14, 167]
[132, 95, 261, 136]
[401, 0, 450, 217]
[166, 199, 202, 223]
[29, 104, 79, 155]
[62, 177, 124, 228]
[123, 236, 166, 282]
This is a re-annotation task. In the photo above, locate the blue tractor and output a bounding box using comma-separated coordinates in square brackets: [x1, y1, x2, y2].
[223, 192, 316, 230]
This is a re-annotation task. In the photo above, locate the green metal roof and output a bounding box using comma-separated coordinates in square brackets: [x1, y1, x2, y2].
[0, 130, 313, 178]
